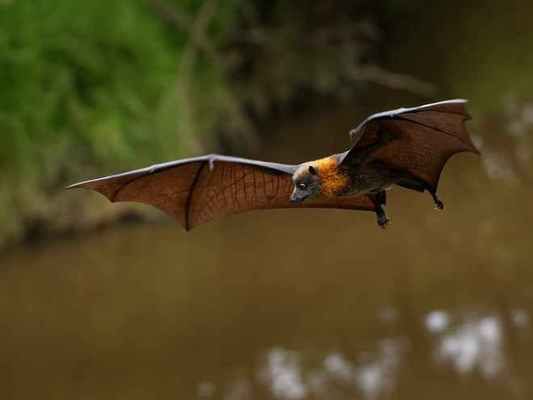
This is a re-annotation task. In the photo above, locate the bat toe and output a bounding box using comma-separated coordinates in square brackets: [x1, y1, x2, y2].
[378, 216, 390, 229]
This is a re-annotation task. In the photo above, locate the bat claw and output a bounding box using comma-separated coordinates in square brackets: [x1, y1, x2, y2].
[208, 157, 216, 171]
[429, 191, 444, 210]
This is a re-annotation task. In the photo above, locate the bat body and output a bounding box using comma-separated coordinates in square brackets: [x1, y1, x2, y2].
[69, 99, 479, 229]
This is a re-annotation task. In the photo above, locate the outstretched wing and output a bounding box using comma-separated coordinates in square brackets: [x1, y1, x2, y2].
[341, 99, 479, 191]
[69, 154, 375, 230]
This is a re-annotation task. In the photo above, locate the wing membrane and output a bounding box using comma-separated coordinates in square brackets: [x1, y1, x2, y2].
[69, 154, 375, 230]
[343, 99, 478, 190]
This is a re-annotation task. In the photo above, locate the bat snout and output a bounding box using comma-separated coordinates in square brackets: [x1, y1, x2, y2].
[290, 189, 308, 204]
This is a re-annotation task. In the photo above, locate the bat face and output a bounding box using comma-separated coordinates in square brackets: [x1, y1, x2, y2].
[290, 163, 321, 203]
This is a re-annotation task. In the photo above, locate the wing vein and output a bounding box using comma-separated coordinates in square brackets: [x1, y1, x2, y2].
[185, 161, 207, 231]
[111, 175, 145, 202]
[396, 116, 469, 147]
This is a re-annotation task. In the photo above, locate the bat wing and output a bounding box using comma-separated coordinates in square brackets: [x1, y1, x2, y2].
[341, 99, 479, 192]
[68, 154, 375, 230]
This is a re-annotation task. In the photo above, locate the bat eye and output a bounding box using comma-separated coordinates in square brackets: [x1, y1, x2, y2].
[298, 183, 307, 190]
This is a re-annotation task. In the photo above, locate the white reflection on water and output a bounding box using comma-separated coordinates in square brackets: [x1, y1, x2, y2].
[224, 378, 252, 400]
[425, 310, 450, 334]
[313, 339, 405, 400]
[260, 348, 307, 400]
[511, 309, 530, 328]
[207, 309, 530, 400]
[435, 316, 504, 378]
[197, 381, 216, 398]
[259, 340, 405, 400]
[425, 309, 532, 380]
[323, 352, 355, 381]
[378, 306, 399, 324]
[355, 339, 404, 400]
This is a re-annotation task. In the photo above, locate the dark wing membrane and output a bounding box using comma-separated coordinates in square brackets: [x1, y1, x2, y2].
[69, 154, 375, 230]
[343, 99, 479, 191]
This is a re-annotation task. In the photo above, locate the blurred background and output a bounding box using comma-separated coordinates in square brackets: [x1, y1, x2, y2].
[1, 1, 532, 399]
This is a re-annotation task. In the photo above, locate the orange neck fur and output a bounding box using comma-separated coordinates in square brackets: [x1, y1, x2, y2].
[314, 157, 349, 197]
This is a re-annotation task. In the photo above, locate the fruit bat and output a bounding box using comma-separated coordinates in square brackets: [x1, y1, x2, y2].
[68, 99, 479, 229]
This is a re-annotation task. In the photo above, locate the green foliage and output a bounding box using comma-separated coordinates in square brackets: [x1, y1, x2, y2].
[0, 0, 243, 244]
[0, 0, 242, 172]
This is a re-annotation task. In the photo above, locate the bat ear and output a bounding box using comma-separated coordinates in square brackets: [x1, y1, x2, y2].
[308, 165, 317, 175]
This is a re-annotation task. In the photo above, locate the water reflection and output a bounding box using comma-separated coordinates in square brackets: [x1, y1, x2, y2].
[425, 310, 450, 333]
[354, 339, 404, 400]
[433, 314, 504, 378]
[511, 309, 529, 328]
[198, 381, 217, 398]
[261, 349, 307, 400]
[194, 309, 531, 400]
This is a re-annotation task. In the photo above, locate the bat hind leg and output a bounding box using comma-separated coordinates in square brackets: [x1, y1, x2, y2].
[429, 189, 444, 210]
[397, 177, 444, 210]
[369, 191, 390, 229]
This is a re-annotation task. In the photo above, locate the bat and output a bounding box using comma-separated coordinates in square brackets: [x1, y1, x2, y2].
[68, 99, 479, 229]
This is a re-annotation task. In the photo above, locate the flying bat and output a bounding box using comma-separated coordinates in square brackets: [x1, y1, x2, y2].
[68, 99, 479, 229]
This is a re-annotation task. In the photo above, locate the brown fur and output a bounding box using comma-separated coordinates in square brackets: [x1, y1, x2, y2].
[314, 157, 350, 197]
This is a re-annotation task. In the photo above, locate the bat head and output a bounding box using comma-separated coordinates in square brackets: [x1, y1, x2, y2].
[290, 163, 321, 203]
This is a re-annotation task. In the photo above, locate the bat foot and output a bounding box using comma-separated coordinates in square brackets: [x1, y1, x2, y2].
[370, 192, 390, 229]
[377, 216, 390, 229]
[429, 190, 444, 211]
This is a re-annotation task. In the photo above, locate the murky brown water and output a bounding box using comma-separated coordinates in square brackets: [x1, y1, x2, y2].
[1, 3, 533, 399]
